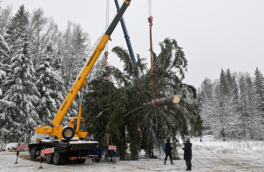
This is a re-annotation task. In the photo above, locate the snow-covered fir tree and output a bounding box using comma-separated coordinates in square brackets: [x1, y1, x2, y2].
[199, 69, 264, 141]
[61, 22, 90, 90]
[58, 22, 90, 118]
[0, 5, 40, 142]
[253, 68, 264, 113]
[253, 68, 264, 136]
[200, 70, 239, 141]
[35, 44, 65, 123]
[0, 35, 9, 142]
[198, 78, 214, 135]
[0, 5, 13, 35]
[28, 8, 60, 68]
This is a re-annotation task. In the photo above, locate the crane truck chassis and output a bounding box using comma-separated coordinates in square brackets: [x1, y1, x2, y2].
[28, 140, 110, 165]
[27, 0, 131, 165]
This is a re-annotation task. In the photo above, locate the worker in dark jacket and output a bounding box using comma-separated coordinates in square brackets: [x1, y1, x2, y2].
[182, 138, 192, 171]
[164, 138, 174, 165]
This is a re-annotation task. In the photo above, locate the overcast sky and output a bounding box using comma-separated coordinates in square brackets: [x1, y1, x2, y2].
[2, 0, 264, 88]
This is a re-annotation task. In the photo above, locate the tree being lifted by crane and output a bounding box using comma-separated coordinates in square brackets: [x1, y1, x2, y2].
[80, 0, 202, 161]
[83, 38, 202, 160]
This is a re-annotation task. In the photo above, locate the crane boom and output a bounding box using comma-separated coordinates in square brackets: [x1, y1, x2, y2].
[114, 0, 136, 64]
[52, 0, 131, 127]
[36, 0, 132, 140]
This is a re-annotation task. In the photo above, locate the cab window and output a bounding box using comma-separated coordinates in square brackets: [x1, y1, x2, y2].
[74, 119, 86, 132]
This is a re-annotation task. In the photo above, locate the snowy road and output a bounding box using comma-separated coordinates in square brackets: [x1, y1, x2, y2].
[1, 142, 264, 172]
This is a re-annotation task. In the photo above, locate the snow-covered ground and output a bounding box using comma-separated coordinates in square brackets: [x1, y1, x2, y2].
[0, 137, 264, 172]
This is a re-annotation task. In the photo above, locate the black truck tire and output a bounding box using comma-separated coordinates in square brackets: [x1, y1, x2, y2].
[29, 148, 37, 159]
[53, 152, 61, 165]
[46, 153, 54, 164]
[62, 127, 75, 140]
[53, 152, 68, 165]
[59, 153, 68, 165]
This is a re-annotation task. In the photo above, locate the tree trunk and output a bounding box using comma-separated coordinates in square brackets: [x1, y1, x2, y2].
[118, 125, 127, 160]
[143, 95, 180, 107]
[221, 128, 225, 142]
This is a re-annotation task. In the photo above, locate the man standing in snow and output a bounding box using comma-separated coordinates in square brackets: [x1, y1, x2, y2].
[164, 138, 174, 165]
[182, 138, 192, 171]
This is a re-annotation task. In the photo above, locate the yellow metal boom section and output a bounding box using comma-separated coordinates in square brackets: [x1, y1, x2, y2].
[76, 106, 82, 134]
[51, 34, 110, 127]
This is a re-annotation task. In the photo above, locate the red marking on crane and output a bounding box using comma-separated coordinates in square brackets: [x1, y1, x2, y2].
[17, 144, 28, 151]
[41, 148, 54, 157]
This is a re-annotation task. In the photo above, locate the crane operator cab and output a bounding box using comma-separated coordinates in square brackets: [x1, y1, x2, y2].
[64, 117, 89, 140]
[70, 118, 86, 132]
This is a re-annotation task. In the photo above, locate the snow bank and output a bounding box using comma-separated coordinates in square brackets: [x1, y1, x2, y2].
[4, 143, 18, 151]
[191, 135, 264, 158]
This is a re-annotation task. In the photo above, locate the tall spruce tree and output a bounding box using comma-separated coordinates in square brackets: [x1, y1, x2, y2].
[204, 70, 239, 141]
[28, 8, 60, 68]
[237, 74, 250, 139]
[35, 45, 65, 123]
[0, 5, 13, 35]
[0, 35, 9, 142]
[244, 74, 261, 139]
[61, 22, 90, 89]
[226, 69, 233, 96]
[60, 23, 90, 118]
[231, 75, 239, 103]
[218, 69, 228, 140]
[198, 78, 214, 135]
[0, 5, 40, 142]
[219, 69, 228, 97]
[253, 68, 264, 135]
[253, 68, 264, 113]
[5, 5, 28, 62]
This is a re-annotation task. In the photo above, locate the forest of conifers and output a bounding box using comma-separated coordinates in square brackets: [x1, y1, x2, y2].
[199, 68, 264, 141]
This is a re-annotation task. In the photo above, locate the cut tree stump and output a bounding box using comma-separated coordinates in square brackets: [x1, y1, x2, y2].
[144, 95, 180, 107]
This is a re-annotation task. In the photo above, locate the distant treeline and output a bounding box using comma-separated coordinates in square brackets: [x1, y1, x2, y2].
[199, 68, 264, 141]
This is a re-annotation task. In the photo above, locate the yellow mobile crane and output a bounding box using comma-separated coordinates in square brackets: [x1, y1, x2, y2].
[35, 0, 131, 141]
[28, 0, 132, 164]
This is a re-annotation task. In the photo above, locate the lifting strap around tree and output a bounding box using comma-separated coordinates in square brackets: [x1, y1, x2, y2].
[148, 0, 155, 100]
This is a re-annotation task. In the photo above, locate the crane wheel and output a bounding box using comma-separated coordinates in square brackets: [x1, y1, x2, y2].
[29, 148, 37, 159]
[53, 152, 61, 165]
[46, 153, 54, 164]
[62, 127, 75, 140]
[53, 152, 67, 165]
